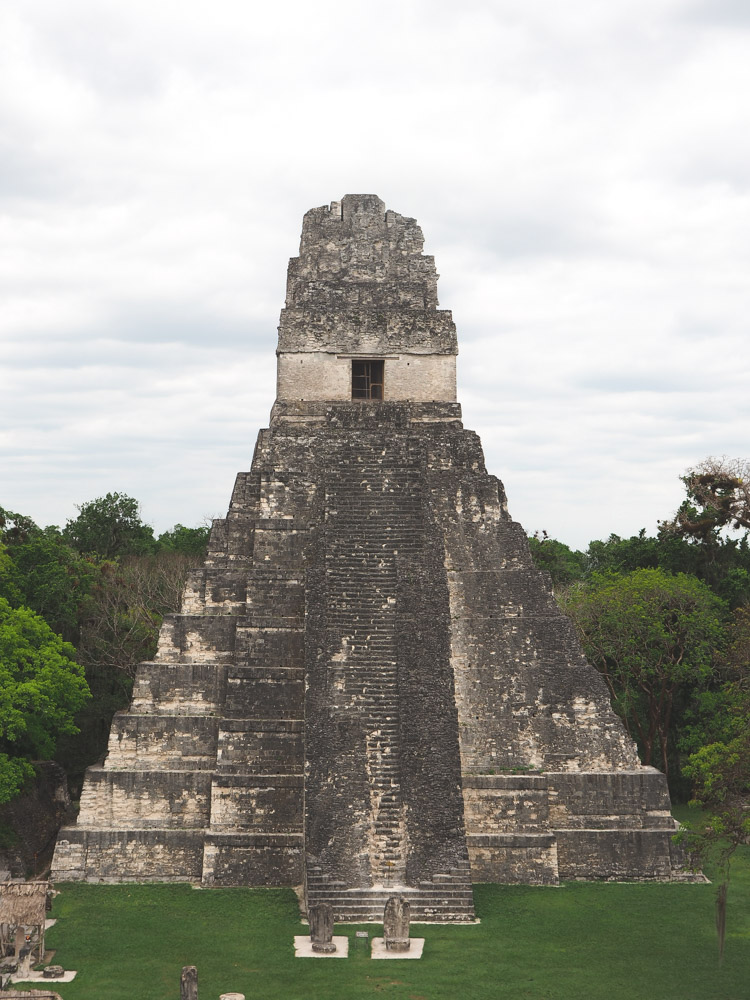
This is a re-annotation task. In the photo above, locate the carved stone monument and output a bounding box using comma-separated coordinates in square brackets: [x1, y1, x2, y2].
[53, 194, 690, 922]
[383, 896, 411, 952]
[180, 966, 198, 1000]
[308, 903, 336, 954]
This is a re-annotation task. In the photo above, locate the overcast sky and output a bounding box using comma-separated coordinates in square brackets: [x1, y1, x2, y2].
[1, 0, 748, 550]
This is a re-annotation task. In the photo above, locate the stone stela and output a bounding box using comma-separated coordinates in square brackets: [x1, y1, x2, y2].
[180, 965, 198, 1000]
[308, 903, 336, 953]
[52, 194, 692, 922]
[383, 896, 410, 952]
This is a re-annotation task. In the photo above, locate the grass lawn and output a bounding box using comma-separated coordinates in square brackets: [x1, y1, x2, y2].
[28, 833, 749, 1000]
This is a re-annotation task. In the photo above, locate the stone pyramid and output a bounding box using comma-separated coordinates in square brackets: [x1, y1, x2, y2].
[53, 195, 688, 921]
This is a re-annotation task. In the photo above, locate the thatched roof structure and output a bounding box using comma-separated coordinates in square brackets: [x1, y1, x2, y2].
[0, 882, 48, 927]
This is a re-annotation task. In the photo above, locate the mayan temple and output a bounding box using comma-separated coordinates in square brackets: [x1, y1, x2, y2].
[52, 195, 688, 920]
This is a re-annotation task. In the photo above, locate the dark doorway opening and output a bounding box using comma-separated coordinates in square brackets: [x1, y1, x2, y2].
[351, 360, 384, 399]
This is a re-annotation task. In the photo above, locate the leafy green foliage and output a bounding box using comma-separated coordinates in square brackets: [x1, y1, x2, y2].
[564, 569, 726, 776]
[0, 543, 23, 609]
[0, 755, 34, 806]
[679, 687, 750, 961]
[1, 531, 99, 644]
[686, 729, 750, 817]
[1, 499, 209, 795]
[587, 529, 698, 576]
[0, 506, 40, 546]
[0, 597, 90, 803]
[586, 529, 750, 609]
[527, 531, 587, 585]
[156, 523, 210, 559]
[63, 492, 157, 558]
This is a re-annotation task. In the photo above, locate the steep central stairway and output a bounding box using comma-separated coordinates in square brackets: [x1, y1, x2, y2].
[304, 433, 474, 921]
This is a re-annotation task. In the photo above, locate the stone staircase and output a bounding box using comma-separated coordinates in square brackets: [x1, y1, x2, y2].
[322, 452, 420, 886]
[304, 437, 474, 920]
[305, 863, 475, 923]
[200, 462, 307, 886]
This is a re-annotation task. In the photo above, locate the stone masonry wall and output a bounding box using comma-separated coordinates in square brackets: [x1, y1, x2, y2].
[276, 351, 456, 402]
[53, 194, 688, 903]
[302, 406, 469, 893]
[276, 194, 458, 408]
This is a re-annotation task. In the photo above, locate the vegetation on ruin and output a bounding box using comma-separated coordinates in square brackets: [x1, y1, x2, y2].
[0, 500, 209, 803]
[0, 597, 90, 803]
[563, 568, 726, 777]
[10, 823, 745, 1000]
[528, 459, 750, 804]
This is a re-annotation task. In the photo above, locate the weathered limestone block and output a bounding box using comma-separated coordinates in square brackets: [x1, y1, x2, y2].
[195, 569, 248, 612]
[223, 667, 304, 720]
[105, 715, 218, 769]
[49, 838, 86, 880]
[547, 770, 674, 829]
[233, 627, 304, 669]
[384, 896, 411, 952]
[309, 903, 336, 953]
[155, 616, 236, 663]
[201, 832, 303, 886]
[76, 769, 211, 829]
[555, 829, 675, 881]
[549, 770, 678, 879]
[130, 662, 226, 716]
[180, 965, 198, 1000]
[53, 829, 204, 882]
[243, 579, 304, 621]
[462, 775, 550, 833]
[216, 721, 303, 775]
[209, 775, 303, 831]
[467, 833, 560, 885]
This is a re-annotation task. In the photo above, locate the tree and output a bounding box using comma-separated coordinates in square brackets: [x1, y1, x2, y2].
[76, 552, 193, 679]
[1, 532, 100, 645]
[0, 597, 90, 803]
[663, 456, 750, 541]
[587, 529, 700, 577]
[678, 604, 750, 758]
[0, 506, 40, 546]
[564, 569, 726, 777]
[156, 523, 211, 560]
[679, 684, 750, 961]
[56, 551, 195, 790]
[63, 493, 156, 559]
[1, 500, 208, 795]
[586, 528, 750, 610]
[528, 531, 587, 586]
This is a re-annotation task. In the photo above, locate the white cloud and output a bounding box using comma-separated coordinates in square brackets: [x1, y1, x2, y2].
[1, 0, 749, 548]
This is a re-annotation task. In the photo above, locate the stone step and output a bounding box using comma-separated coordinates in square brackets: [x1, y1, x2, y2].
[308, 887, 474, 901]
[309, 893, 475, 907]
[306, 883, 474, 896]
[304, 898, 475, 922]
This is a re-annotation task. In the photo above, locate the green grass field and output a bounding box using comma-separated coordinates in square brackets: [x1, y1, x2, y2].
[27, 835, 750, 1000]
